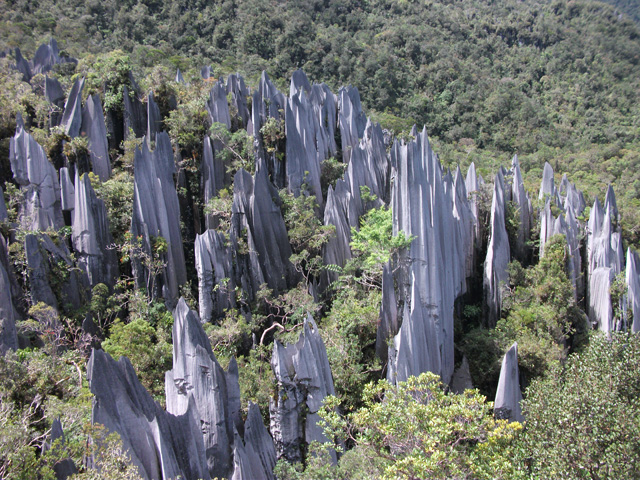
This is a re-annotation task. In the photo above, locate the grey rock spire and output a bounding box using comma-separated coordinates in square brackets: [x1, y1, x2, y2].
[484, 170, 510, 327]
[510, 155, 531, 260]
[131, 132, 186, 305]
[72, 171, 118, 289]
[0, 234, 18, 354]
[270, 317, 336, 463]
[9, 120, 64, 231]
[494, 342, 523, 422]
[61, 77, 84, 138]
[88, 348, 210, 480]
[165, 298, 235, 479]
[81, 94, 111, 181]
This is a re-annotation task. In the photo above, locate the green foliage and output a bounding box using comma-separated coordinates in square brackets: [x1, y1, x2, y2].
[318, 372, 524, 480]
[78, 50, 136, 113]
[165, 81, 209, 156]
[89, 171, 134, 246]
[102, 304, 173, 403]
[320, 156, 346, 198]
[522, 332, 640, 478]
[259, 116, 285, 157]
[210, 122, 255, 175]
[0, 349, 91, 479]
[463, 234, 587, 395]
[345, 202, 413, 289]
[237, 344, 274, 420]
[203, 187, 233, 233]
[279, 188, 335, 281]
[321, 288, 381, 412]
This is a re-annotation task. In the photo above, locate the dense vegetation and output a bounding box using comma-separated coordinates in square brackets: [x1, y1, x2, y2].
[1, 0, 640, 477]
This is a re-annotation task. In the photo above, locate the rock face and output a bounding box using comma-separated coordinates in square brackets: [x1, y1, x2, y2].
[0, 234, 18, 354]
[270, 317, 336, 464]
[123, 85, 147, 139]
[251, 71, 287, 188]
[539, 161, 556, 200]
[131, 132, 186, 305]
[31, 39, 76, 75]
[494, 342, 523, 423]
[46, 418, 77, 480]
[195, 230, 235, 323]
[59, 167, 75, 214]
[45, 76, 65, 128]
[625, 248, 640, 333]
[81, 94, 111, 181]
[243, 402, 277, 480]
[201, 135, 225, 230]
[72, 172, 118, 289]
[146, 92, 162, 140]
[165, 298, 236, 479]
[0, 185, 8, 222]
[24, 233, 83, 313]
[385, 127, 474, 385]
[10, 118, 64, 231]
[227, 74, 250, 129]
[484, 170, 510, 328]
[510, 155, 531, 261]
[88, 348, 210, 480]
[207, 80, 231, 128]
[337, 86, 367, 163]
[60, 77, 85, 138]
[231, 166, 297, 301]
[586, 188, 625, 331]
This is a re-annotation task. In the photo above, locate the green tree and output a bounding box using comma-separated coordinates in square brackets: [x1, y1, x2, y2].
[318, 372, 524, 480]
[522, 332, 640, 479]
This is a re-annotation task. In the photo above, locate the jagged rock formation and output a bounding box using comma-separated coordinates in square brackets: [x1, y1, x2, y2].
[88, 348, 210, 480]
[450, 356, 473, 395]
[60, 77, 84, 138]
[484, 170, 510, 328]
[230, 165, 297, 300]
[207, 80, 232, 128]
[465, 162, 482, 252]
[14, 47, 32, 82]
[131, 132, 186, 305]
[494, 342, 523, 422]
[270, 316, 336, 463]
[383, 127, 474, 386]
[0, 233, 18, 354]
[59, 168, 75, 214]
[123, 84, 147, 139]
[509, 155, 532, 261]
[31, 39, 76, 75]
[227, 73, 250, 129]
[45, 76, 65, 128]
[195, 229, 236, 322]
[81, 94, 111, 181]
[24, 233, 83, 313]
[625, 248, 640, 333]
[72, 172, 118, 289]
[586, 188, 624, 331]
[251, 72, 287, 188]
[10, 117, 64, 231]
[165, 298, 236, 479]
[244, 402, 277, 479]
[538, 161, 556, 201]
[201, 135, 225, 230]
[146, 92, 162, 140]
[337, 86, 367, 163]
[46, 419, 77, 480]
[0, 185, 8, 222]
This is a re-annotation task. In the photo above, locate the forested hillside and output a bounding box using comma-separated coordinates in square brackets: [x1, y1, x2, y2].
[2, 0, 640, 243]
[1, 0, 640, 478]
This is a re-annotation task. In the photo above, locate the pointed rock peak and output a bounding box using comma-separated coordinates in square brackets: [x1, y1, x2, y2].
[494, 342, 523, 422]
[604, 184, 618, 219]
[175, 68, 184, 83]
[466, 162, 478, 192]
[290, 69, 312, 97]
[539, 161, 555, 200]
